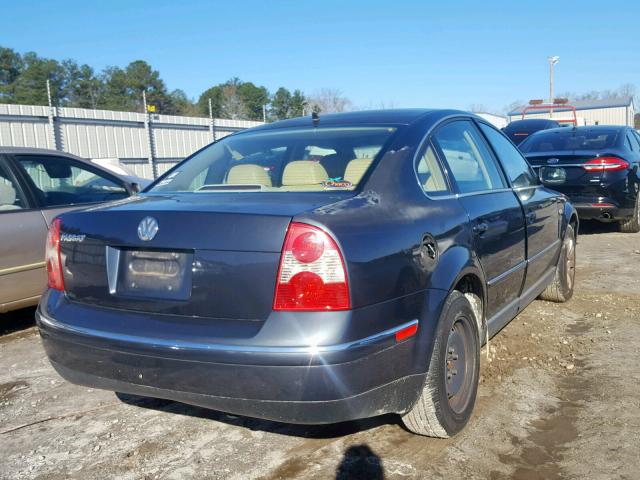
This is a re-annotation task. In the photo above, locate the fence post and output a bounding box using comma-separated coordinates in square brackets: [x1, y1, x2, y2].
[142, 91, 158, 179]
[208, 98, 217, 142]
[46, 79, 62, 151]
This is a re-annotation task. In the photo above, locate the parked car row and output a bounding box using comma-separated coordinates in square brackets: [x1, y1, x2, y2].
[3, 110, 636, 439]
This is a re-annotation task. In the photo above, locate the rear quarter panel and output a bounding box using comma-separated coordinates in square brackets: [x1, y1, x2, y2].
[299, 119, 484, 371]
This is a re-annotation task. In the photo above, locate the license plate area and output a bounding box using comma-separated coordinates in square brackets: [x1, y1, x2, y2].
[106, 247, 193, 300]
[539, 166, 567, 185]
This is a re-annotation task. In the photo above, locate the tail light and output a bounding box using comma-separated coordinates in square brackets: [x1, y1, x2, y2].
[583, 156, 629, 172]
[273, 222, 350, 311]
[45, 218, 64, 291]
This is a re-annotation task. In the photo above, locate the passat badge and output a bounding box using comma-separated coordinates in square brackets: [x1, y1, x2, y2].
[547, 158, 560, 164]
[60, 233, 86, 243]
[137, 216, 159, 241]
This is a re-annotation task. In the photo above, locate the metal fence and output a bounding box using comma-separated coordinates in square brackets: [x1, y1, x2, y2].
[0, 103, 263, 179]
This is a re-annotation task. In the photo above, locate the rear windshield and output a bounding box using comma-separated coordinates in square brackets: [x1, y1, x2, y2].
[520, 129, 619, 153]
[149, 126, 397, 193]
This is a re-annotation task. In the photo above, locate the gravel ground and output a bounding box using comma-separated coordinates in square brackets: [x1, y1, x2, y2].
[1, 221, 639, 480]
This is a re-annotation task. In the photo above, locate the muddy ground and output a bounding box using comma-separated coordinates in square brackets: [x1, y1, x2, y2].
[1, 222, 639, 480]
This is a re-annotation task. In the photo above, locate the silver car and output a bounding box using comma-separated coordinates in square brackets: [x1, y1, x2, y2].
[0, 148, 147, 313]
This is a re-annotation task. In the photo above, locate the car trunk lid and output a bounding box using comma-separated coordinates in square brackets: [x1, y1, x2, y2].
[525, 151, 607, 188]
[59, 192, 349, 320]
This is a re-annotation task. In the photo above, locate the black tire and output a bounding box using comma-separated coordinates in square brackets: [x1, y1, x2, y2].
[539, 224, 576, 303]
[401, 291, 480, 437]
[619, 194, 640, 233]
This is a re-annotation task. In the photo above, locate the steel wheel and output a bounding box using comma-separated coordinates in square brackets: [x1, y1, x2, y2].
[445, 315, 475, 414]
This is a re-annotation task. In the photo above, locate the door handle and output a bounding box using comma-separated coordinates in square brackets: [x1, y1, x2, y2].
[472, 222, 489, 235]
[526, 212, 537, 224]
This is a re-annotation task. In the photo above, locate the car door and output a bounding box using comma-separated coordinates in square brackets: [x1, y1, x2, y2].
[477, 122, 561, 301]
[0, 156, 49, 312]
[10, 153, 131, 224]
[431, 119, 526, 324]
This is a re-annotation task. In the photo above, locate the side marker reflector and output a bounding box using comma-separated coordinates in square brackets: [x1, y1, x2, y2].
[395, 323, 418, 342]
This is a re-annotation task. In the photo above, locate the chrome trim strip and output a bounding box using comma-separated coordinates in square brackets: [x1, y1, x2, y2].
[527, 239, 561, 264]
[532, 163, 587, 168]
[487, 261, 526, 286]
[0, 261, 46, 276]
[38, 313, 419, 355]
[105, 246, 120, 294]
[456, 188, 513, 198]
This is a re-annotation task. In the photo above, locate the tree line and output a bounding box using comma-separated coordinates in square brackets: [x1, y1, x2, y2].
[0, 46, 353, 121]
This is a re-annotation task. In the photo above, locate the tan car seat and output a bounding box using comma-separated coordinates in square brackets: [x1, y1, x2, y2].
[344, 158, 373, 185]
[227, 164, 272, 187]
[282, 161, 328, 190]
[422, 148, 447, 192]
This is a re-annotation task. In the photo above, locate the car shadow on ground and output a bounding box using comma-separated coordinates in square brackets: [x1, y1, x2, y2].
[577, 220, 620, 236]
[115, 392, 402, 440]
[0, 307, 36, 336]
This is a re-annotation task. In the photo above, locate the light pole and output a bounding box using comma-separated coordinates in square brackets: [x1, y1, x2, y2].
[548, 56, 560, 103]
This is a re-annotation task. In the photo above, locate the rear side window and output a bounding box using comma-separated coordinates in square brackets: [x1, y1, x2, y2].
[626, 131, 640, 152]
[432, 120, 506, 194]
[150, 126, 397, 193]
[415, 144, 449, 196]
[479, 123, 538, 189]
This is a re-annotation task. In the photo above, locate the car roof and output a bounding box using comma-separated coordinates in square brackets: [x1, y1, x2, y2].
[245, 108, 467, 132]
[0, 146, 85, 160]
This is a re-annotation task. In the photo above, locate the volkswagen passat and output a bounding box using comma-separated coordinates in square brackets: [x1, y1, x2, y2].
[37, 110, 578, 437]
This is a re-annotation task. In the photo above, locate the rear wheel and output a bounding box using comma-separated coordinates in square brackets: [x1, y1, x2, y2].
[539, 224, 576, 303]
[619, 194, 640, 233]
[401, 291, 479, 437]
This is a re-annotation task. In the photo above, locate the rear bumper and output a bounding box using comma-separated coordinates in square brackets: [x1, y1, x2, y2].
[546, 178, 637, 221]
[36, 295, 430, 424]
[573, 202, 634, 221]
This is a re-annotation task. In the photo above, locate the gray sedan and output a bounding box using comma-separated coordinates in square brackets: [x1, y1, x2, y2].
[0, 147, 147, 313]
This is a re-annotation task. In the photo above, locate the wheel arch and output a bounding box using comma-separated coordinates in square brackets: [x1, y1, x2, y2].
[410, 245, 487, 380]
[429, 244, 487, 328]
[561, 199, 579, 241]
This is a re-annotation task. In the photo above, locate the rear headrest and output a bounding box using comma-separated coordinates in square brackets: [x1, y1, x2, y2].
[320, 153, 344, 178]
[227, 164, 272, 187]
[282, 161, 328, 186]
[0, 183, 18, 209]
[344, 158, 373, 184]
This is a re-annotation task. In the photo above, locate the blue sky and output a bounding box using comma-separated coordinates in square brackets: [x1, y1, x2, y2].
[4, 0, 639, 113]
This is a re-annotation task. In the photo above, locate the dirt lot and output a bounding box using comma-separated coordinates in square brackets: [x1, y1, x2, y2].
[1, 222, 639, 480]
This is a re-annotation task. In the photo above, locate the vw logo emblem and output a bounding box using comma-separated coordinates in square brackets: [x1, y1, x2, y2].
[137, 216, 159, 241]
[547, 158, 560, 164]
